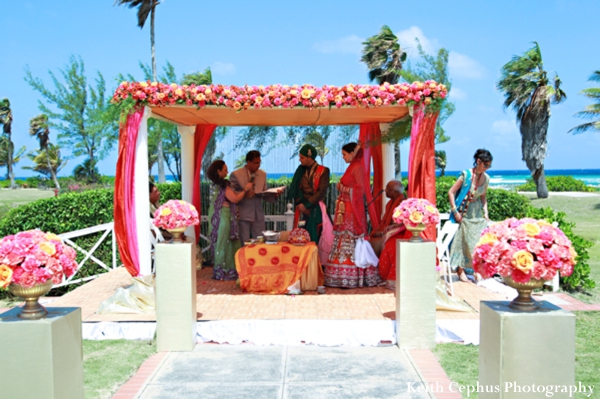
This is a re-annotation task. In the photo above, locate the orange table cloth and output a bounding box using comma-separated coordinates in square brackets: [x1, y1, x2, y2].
[235, 242, 324, 294]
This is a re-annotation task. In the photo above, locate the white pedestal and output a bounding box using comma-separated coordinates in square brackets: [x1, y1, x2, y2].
[156, 237, 197, 351]
[479, 301, 575, 398]
[0, 307, 84, 399]
[395, 240, 437, 349]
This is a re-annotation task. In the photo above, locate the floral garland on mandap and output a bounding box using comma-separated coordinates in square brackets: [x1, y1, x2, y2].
[153, 200, 200, 230]
[112, 81, 447, 111]
[0, 229, 77, 289]
[473, 218, 576, 284]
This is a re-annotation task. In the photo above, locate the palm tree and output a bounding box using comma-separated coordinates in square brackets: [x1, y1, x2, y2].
[115, 0, 167, 183]
[435, 150, 447, 176]
[29, 114, 60, 189]
[361, 26, 408, 177]
[569, 70, 600, 134]
[361, 25, 407, 85]
[182, 67, 212, 86]
[0, 98, 16, 188]
[23, 144, 67, 183]
[303, 128, 330, 165]
[73, 158, 99, 184]
[0, 136, 25, 181]
[497, 42, 566, 198]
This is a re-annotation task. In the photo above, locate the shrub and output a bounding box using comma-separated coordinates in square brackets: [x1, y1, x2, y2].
[525, 206, 595, 291]
[516, 175, 597, 192]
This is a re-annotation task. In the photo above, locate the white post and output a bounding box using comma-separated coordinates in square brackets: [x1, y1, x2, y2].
[178, 125, 196, 242]
[285, 203, 294, 230]
[380, 122, 395, 216]
[136, 106, 152, 276]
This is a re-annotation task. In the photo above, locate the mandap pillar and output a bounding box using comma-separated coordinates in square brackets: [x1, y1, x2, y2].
[380, 122, 395, 215]
[178, 125, 197, 242]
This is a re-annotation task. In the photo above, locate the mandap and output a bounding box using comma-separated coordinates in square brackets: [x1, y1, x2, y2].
[112, 81, 446, 277]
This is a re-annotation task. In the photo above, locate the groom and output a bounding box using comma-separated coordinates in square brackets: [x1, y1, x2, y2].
[287, 144, 331, 243]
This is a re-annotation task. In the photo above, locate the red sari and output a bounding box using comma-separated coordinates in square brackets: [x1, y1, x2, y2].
[324, 149, 381, 288]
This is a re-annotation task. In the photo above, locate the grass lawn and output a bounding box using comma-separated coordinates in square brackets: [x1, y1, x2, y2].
[525, 194, 600, 304]
[0, 188, 55, 219]
[433, 311, 600, 399]
[83, 339, 157, 399]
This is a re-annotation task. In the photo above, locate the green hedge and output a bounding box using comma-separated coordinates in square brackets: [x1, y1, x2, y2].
[516, 175, 597, 192]
[525, 207, 595, 291]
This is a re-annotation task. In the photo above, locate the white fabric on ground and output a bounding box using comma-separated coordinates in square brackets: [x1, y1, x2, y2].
[196, 320, 395, 346]
[354, 238, 379, 268]
[477, 278, 518, 300]
[81, 319, 484, 346]
[96, 276, 156, 314]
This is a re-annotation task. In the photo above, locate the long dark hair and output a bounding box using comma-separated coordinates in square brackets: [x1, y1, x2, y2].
[207, 160, 227, 188]
[473, 149, 493, 167]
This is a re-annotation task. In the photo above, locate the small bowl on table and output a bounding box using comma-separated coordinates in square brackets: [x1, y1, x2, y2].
[262, 230, 280, 244]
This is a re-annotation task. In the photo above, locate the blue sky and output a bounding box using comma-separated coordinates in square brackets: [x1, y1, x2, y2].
[2, 0, 599, 177]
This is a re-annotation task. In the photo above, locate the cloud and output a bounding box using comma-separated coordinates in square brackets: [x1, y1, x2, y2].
[312, 35, 363, 55]
[395, 26, 439, 55]
[449, 87, 467, 100]
[212, 62, 236, 75]
[449, 52, 486, 79]
[491, 120, 518, 135]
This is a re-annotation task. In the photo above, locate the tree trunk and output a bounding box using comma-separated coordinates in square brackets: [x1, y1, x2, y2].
[394, 142, 401, 179]
[532, 166, 548, 199]
[46, 151, 60, 190]
[7, 139, 15, 189]
[521, 87, 550, 199]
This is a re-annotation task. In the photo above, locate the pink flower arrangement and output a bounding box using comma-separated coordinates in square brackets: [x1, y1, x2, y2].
[112, 81, 448, 111]
[472, 218, 576, 283]
[392, 198, 440, 228]
[0, 229, 77, 289]
[153, 200, 200, 230]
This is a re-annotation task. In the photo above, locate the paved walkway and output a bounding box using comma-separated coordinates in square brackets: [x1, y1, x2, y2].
[113, 345, 462, 399]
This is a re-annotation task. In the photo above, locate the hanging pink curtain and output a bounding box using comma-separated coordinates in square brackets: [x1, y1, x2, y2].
[192, 124, 217, 240]
[358, 123, 383, 231]
[114, 109, 144, 276]
[408, 105, 440, 242]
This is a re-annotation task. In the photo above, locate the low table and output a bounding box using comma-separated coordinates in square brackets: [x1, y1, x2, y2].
[235, 242, 324, 294]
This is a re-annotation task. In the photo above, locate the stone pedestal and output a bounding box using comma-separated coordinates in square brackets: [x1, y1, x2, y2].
[156, 237, 197, 351]
[395, 240, 436, 349]
[479, 301, 575, 398]
[0, 307, 83, 399]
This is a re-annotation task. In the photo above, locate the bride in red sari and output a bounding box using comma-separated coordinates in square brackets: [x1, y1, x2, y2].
[324, 142, 381, 288]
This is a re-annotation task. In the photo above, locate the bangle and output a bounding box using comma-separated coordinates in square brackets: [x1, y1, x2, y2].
[451, 207, 457, 212]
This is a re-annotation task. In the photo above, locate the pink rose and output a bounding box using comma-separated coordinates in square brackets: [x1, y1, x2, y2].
[18, 271, 37, 288]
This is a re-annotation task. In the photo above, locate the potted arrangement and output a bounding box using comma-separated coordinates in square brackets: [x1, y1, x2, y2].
[0, 229, 77, 319]
[153, 200, 200, 242]
[473, 217, 576, 310]
[392, 198, 440, 241]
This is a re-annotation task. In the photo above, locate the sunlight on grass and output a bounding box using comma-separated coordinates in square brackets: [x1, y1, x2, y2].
[434, 312, 600, 399]
[0, 188, 55, 207]
[83, 339, 156, 399]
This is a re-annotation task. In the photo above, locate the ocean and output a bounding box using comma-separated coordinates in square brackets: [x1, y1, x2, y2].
[263, 169, 600, 190]
[8, 169, 600, 190]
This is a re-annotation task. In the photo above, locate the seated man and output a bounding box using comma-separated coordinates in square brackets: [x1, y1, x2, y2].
[369, 180, 405, 256]
[376, 181, 412, 288]
[149, 182, 172, 241]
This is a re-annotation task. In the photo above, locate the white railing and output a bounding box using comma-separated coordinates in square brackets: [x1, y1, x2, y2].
[57, 222, 118, 287]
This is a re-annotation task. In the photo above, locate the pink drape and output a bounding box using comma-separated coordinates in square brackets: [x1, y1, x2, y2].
[358, 123, 383, 230]
[114, 109, 144, 276]
[408, 105, 440, 242]
[192, 124, 217, 241]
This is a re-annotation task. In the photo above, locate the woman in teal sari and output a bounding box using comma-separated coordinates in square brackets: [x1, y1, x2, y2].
[448, 149, 493, 282]
[207, 160, 252, 280]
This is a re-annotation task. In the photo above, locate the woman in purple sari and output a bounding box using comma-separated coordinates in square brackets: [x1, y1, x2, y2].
[207, 160, 252, 280]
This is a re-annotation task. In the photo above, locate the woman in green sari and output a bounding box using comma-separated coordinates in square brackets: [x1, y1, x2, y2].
[448, 149, 493, 282]
[207, 160, 252, 280]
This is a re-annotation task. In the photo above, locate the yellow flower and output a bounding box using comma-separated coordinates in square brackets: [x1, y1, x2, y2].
[512, 250, 534, 273]
[301, 88, 314, 99]
[39, 241, 57, 256]
[569, 246, 578, 261]
[522, 222, 541, 237]
[45, 233, 61, 242]
[175, 88, 183, 97]
[425, 205, 437, 214]
[140, 82, 148, 88]
[170, 83, 178, 89]
[205, 88, 212, 95]
[196, 94, 206, 102]
[0, 264, 13, 289]
[160, 208, 172, 216]
[409, 211, 423, 224]
[478, 232, 498, 246]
